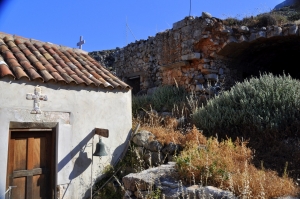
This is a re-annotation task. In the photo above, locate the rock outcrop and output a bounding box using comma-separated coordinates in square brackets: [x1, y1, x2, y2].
[122, 162, 237, 199]
[132, 129, 181, 166]
[274, 0, 299, 10]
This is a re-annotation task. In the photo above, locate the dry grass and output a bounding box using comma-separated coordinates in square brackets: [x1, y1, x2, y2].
[133, 118, 299, 198]
[175, 128, 299, 198]
[132, 91, 300, 198]
[133, 112, 207, 146]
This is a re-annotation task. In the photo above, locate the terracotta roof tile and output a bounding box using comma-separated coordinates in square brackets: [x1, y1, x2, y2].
[0, 55, 15, 78]
[0, 32, 130, 90]
[12, 66, 29, 80]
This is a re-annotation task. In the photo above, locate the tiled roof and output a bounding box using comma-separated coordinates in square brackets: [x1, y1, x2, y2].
[0, 32, 130, 90]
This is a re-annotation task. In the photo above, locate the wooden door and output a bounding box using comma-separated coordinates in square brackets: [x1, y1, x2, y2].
[6, 130, 55, 199]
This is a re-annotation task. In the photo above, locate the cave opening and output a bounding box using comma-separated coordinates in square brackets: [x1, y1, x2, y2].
[229, 36, 300, 81]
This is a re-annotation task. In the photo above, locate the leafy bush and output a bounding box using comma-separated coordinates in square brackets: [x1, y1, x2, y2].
[132, 94, 151, 115]
[288, 12, 300, 21]
[192, 73, 300, 178]
[223, 17, 240, 26]
[132, 85, 187, 115]
[255, 14, 278, 27]
[193, 73, 300, 136]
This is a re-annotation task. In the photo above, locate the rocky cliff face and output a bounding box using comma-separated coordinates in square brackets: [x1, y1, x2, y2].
[274, 0, 299, 10]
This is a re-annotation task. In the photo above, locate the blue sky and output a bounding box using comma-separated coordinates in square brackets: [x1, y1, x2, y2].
[0, 0, 282, 52]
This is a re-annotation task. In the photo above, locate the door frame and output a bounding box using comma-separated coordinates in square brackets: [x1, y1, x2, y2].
[7, 122, 58, 199]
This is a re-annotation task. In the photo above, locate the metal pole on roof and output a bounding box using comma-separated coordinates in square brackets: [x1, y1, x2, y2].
[126, 18, 137, 41]
[189, 0, 192, 16]
[126, 17, 128, 45]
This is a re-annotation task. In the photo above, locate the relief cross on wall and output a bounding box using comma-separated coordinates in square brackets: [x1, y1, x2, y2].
[26, 86, 48, 114]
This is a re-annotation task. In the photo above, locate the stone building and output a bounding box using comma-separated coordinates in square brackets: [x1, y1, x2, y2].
[90, 12, 300, 95]
[0, 32, 131, 198]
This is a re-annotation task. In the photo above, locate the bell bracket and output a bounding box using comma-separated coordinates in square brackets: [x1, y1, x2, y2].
[94, 128, 109, 138]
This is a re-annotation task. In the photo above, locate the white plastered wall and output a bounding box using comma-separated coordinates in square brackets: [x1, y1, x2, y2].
[0, 77, 132, 199]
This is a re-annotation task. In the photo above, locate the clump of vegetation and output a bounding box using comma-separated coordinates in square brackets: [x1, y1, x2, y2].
[137, 121, 206, 146]
[192, 73, 300, 178]
[93, 125, 151, 198]
[223, 13, 287, 27]
[223, 3, 300, 28]
[223, 17, 241, 26]
[175, 128, 299, 198]
[288, 12, 300, 21]
[192, 73, 300, 141]
[253, 14, 278, 27]
[92, 165, 123, 199]
[132, 85, 188, 115]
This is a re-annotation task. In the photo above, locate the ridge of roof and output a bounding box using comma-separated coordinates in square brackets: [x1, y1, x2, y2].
[0, 32, 88, 55]
[0, 31, 131, 90]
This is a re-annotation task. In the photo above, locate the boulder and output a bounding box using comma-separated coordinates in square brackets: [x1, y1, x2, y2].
[143, 151, 165, 166]
[195, 84, 205, 92]
[135, 146, 144, 158]
[134, 190, 151, 198]
[122, 162, 238, 199]
[238, 26, 249, 33]
[203, 186, 236, 199]
[132, 130, 155, 147]
[202, 12, 212, 19]
[162, 142, 181, 155]
[122, 162, 176, 192]
[145, 140, 163, 152]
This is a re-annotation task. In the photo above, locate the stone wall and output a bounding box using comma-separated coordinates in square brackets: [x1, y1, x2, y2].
[90, 13, 232, 95]
[90, 12, 300, 95]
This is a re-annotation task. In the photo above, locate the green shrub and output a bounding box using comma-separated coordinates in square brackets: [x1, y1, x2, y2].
[255, 14, 278, 27]
[192, 73, 300, 178]
[132, 86, 187, 115]
[288, 12, 300, 21]
[193, 73, 300, 136]
[223, 17, 240, 26]
[132, 94, 151, 115]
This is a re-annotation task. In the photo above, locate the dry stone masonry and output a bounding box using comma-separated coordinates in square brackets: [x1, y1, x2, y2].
[132, 130, 181, 166]
[90, 12, 300, 95]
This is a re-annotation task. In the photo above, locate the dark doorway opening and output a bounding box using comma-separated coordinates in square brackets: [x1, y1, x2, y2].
[233, 36, 300, 81]
[127, 76, 140, 95]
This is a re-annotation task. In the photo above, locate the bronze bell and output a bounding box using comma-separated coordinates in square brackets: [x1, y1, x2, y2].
[93, 138, 108, 156]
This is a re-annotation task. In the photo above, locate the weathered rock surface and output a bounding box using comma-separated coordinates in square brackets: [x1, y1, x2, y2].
[202, 12, 212, 19]
[122, 162, 177, 192]
[144, 140, 163, 152]
[143, 151, 164, 166]
[90, 12, 300, 96]
[132, 130, 155, 147]
[161, 142, 181, 155]
[122, 162, 237, 199]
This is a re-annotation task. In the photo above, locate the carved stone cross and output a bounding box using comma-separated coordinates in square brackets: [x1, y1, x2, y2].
[77, 36, 85, 49]
[26, 86, 48, 114]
